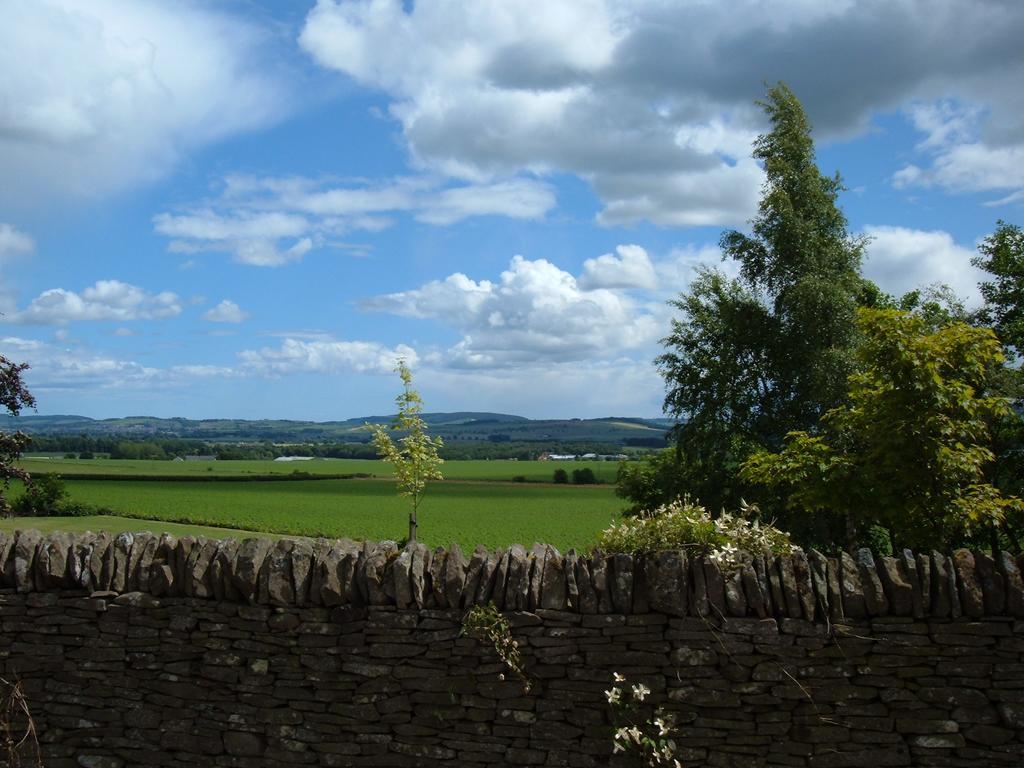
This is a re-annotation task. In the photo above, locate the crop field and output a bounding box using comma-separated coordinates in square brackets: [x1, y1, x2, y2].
[5, 460, 629, 549]
[17, 457, 622, 483]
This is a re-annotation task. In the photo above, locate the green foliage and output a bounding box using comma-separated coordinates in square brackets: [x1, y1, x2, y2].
[367, 361, 444, 542]
[741, 308, 1024, 550]
[597, 499, 793, 570]
[552, 468, 569, 484]
[614, 450, 688, 516]
[973, 221, 1024, 354]
[0, 356, 35, 516]
[571, 467, 597, 485]
[12, 474, 67, 517]
[461, 603, 531, 693]
[655, 83, 868, 513]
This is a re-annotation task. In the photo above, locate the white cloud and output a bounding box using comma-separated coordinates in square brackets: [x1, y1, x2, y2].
[362, 253, 661, 368]
[579, 245, 658, 290]
[0, 1, 292, 210]
[8, 280, 182, 325]
[300, 0, 1024, 226]
[862, 225, 985, 305]
[203, 300, 249, 324]
[155, 175, 554, 266]
[239, 338, 417, 375]
[0, 223, 34, 261]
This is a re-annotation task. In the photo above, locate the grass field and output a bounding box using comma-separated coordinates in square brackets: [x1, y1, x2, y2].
[18, 457, 622, 483]
[6, 460, 628, 549]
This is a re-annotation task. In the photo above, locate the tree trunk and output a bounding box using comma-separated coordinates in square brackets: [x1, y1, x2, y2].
[408, 508, 417, 542]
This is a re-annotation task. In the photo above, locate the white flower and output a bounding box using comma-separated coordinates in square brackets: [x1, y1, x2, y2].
[613, 672, 626, 682]
[632, 683, 651, 702]
[654, 717, 671, 736]
[627, 726, 643, 743]
[605, 687, 622, 705]
[612, 740, 625, 754]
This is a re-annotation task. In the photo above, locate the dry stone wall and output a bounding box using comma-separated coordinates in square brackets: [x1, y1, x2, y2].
[1, 529, 1024, 767]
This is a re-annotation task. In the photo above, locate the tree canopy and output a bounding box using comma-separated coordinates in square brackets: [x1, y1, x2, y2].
[0, 355, 35, 515]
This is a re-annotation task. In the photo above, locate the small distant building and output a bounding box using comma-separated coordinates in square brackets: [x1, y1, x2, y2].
[547, 454, 577, 461]
[274, 456, 316, 462]
[184, 455, 216, 461]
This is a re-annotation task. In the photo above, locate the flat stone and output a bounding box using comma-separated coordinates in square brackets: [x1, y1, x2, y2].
[187, 537, 220, 599]
[472, 548, 500, 606]
[392, 546, 415, 609]
[125, 532, 154, 592]
[307, 538, 330, 606]
[647, 550, 688, 617]
[877, 555, 913, 616]
[931, 552, 953, 618]
[973, 551, 1004, 615]
[839, 551, 867, 619]
[741, 560, 766, 618]
[363, 540, 397, 607]
[724, 565, 747, 617]
[444, 542, 468, 609]
[175, 536, 195, 592]
[997, 550, 1024, 617]
[917, 552, 931, 612]
[504, 544, 530, 611]
[791, 551, 817, 620]
[489, 549, 511, 609]
[575, 555, 597, 614]
[825, 555, 844, 621]
[590, 552, 613, 613]
[703, 556, 726, 618]
[807, 550, 830, 621]
[754, 554, 776, 617]
[37, 531, 73, 589]
[290, 538, 315, 606]
[113, 591, 158, 608]
[233, 538, 271, 604]
[900, 549, 924, 618]
[527, 542, 546, 610]
[260, 539, 295, 606]
[89, 532, 113, 591]
[777, 555, 802, 618]
[689, 554, 709, 617]
[540, 545, 567, 610]
[611, 553, 634, 613]
[210, 538, 240, 601]
[564, 548, 580, 611]
[428, 545, 448, 608]
[148, 534, 178, 597]
[409, 541, 430, 607]
[224, 731, 266, 756]
[69, 532, 95, 590]
[856, 548, 889, 616]
[109, 531, 134, 593]
[461, 545, 488, 608]
[953, 549, 984, 618]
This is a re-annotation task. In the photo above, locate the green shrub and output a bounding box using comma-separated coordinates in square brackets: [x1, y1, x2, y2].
[552, 469, 569, 484]
[13, 473, 69, 516]
[597, 499, 793, 570]
[572, 467, 597, 485]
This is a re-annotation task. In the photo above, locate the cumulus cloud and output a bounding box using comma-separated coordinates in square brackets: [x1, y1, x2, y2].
[155, 175, 554, 266]
[203, 300, 249, 323]
[579, 245, 658, 290]
[862, 225, 985, 305]
[299, 0, 1024, 226]
[0, 223, 34, 261]
[8, 280, 182, 325]
[238, 338, 417, 375]
[0, 1, 290, 209]
[362, 253, 661, 368]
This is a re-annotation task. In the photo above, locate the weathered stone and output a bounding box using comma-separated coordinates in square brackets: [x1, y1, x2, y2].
[444, 542, 467, 608]
[997, 550, 1024, 617]
[89, 532, 113, 591]
[224, 731, 266, 756]
[317, 544, 344, 607]
[473, 548, 500, 606]
[856, 548, 889, 616]
[899, 549, 924, 618]
[741, 560, 766, 618]
[210, 538, 240, 601]
[462, 545, 487, 608]
[175, 536, 195, 592]
[953, 549, 984, 618]
[37, 532, 73, 589]
[409, 541, 430, 607]
[689, 554, 709, 617]
[367, 540, 398, 607]
[257, 539, 293, 605]
[877, 555, 914, 616]
[109, 531, 134, 593]
[648, 550, 688, 617]
[540, 545, 566, 610]
[825, 555, 844, 621]
[611, 553, 634, 614]
[575, 556, 597, 614]
[792, 551, 817, 620]
[564, 548, 580, 611]
[0, 531, 16, 587]
[392, 546, 415, 609]
[777, 555, 802, 618]
[917, 552, 931, 612]
[807, 550, 830, 621]
[527, 542, 546, 610]
[290, 538, 315, 606]
[428, 545, 448, 609]
[973, 551, 1005, 615]
[188, 537, 220, 599]
[767, 553, 786, 616]
[125, 532, 154, 592]
[68, 532, 95, 590]
[307, 538, 330, 606]
[753, 554, 776, 617]
[632, 555, 650, 614]
[724, 565, 747, 617]
[490, 549, 511, 610]
[930, 551, 952, 618]
[839, 550, 868, 619]
[233, 538, 271, 603]
[505, 545, 530, 611]
[113, 591, 157, 608]
[148, 534, 178, 597]
[590, 552, 613, 613]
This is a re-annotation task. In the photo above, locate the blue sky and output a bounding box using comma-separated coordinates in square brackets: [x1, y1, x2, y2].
[2, 0, 1023, 421]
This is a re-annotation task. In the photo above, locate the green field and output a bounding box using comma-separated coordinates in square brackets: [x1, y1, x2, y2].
[18, 457, 621, 483]
[6, 459, 628, 550]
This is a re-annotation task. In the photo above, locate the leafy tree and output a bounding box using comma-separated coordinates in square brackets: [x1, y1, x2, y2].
[368, 361, 444, 542]
[614, 450, 689, 515]
[741, 309, 1024, 551]
[552, 468, 569, 484]
[571, 467, 597, 485]
[0, 355, 35, 516]
[652, 82, 867, 512]
[973, 221, 1024, 355]
[13, 473, 68, 517]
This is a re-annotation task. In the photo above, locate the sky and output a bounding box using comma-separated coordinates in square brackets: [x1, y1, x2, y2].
[1, 0, 1023, 422]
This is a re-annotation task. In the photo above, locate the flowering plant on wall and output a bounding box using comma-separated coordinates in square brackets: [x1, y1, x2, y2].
[606, 672, 680, 767]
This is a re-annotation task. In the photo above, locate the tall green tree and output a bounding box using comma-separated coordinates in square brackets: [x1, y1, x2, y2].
[973, 221, 1024, 355]
[653, 83, 868, 512]
[0, 355, 35, 516]
[741, 309, 1024, 551]
[367, 360, 444, 542]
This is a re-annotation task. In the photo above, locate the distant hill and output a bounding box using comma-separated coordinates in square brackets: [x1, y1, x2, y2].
[5, 412, 672, 446]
